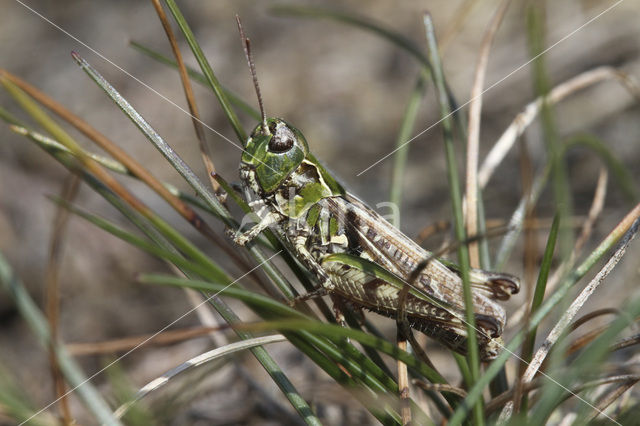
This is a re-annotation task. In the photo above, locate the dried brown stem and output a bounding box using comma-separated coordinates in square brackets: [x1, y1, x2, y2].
[45, 175, 80, 425]
[587, 378, 639, 423]
[479, 67, 640, 188]
[66, 325, 227, 356]
[150, 0, 220, 193]
[465, 0, 511, 268]
[412, 380, 467, 399]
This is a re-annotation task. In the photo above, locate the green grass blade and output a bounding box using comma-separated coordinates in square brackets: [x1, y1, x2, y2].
[527, 5, 574, 260]
[141, 274, 413, 423]
[564, 133, 639, 203]
[141, 273, 446, 384]
[50, 197, 231, 284]
[5, 84, 317, 424]
[519, 213, 559, 411]
[389, 75, 427, 226]
[423, 15, 482, 424]
[271, 5, 429, 65]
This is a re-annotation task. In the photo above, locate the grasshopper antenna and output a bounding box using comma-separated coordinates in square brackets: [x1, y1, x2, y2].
[236, 15, 269, 135]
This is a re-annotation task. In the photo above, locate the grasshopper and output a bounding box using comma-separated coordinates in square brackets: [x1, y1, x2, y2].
[231, 25, 519, 361]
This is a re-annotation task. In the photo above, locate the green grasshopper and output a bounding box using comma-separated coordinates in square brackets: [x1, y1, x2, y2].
[231, 26, 519, 361]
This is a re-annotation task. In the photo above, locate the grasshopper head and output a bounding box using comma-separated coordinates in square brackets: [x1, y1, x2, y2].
[241, 118, 309, 194]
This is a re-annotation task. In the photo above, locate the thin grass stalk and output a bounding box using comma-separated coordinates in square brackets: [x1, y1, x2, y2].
[70, 53, 296, 300]
[0, 78, 225, 276]
[465, 0, 511, 268]
[44, 175, 80, 424]
[520, 216, 640, 387]
[423, 14, 483, 425]
[113, 335, 287, 419]
[478, 66, 640, 190]
[150, 0, 220, 192]
[527, 5, 574, 260]
[142, 274, 411, 423]
[389, 75, 426, 226]
[141, 274, 449, 386]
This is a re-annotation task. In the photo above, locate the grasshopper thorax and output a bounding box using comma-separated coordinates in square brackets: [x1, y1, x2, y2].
[241, 118, 309, 194]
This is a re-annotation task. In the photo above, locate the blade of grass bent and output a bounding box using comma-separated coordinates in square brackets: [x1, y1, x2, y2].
[113, 335, 287, 419]
[531, 295, 640, 425]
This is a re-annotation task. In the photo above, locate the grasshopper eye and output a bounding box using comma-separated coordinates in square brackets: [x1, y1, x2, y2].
[268, 125, 295, 153]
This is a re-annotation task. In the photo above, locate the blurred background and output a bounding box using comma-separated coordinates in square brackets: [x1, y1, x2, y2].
[1, 1, 639, 424]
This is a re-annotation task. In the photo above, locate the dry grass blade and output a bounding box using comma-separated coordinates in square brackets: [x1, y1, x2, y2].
[587, 378, 640, 423]
[570, 308, 620, 332]
[45, 175, 80, 425]
[150, 0, 220, 192]
[486, 374, 640, 415]
[610, 333, 640, 352]
[563, 323, 610, 358]
[499, 208, 640, 420]
[113, 335, 287, 420]
[479, 66, 640, 188]
[465, 0, 511, 268]
[573, 168, 609, 254]
[66, 325, 229, 356]
[396, 338, 411, 425]
[413, 380, 467, 399]
[438, 0, 479, 52]
[510, 167, 609, 326]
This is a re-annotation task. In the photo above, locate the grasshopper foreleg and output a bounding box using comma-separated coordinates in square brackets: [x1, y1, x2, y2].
[232, 211, 282, 246]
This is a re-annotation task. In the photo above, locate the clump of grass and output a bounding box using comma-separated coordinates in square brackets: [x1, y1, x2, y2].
[1, 2, 640, 425]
